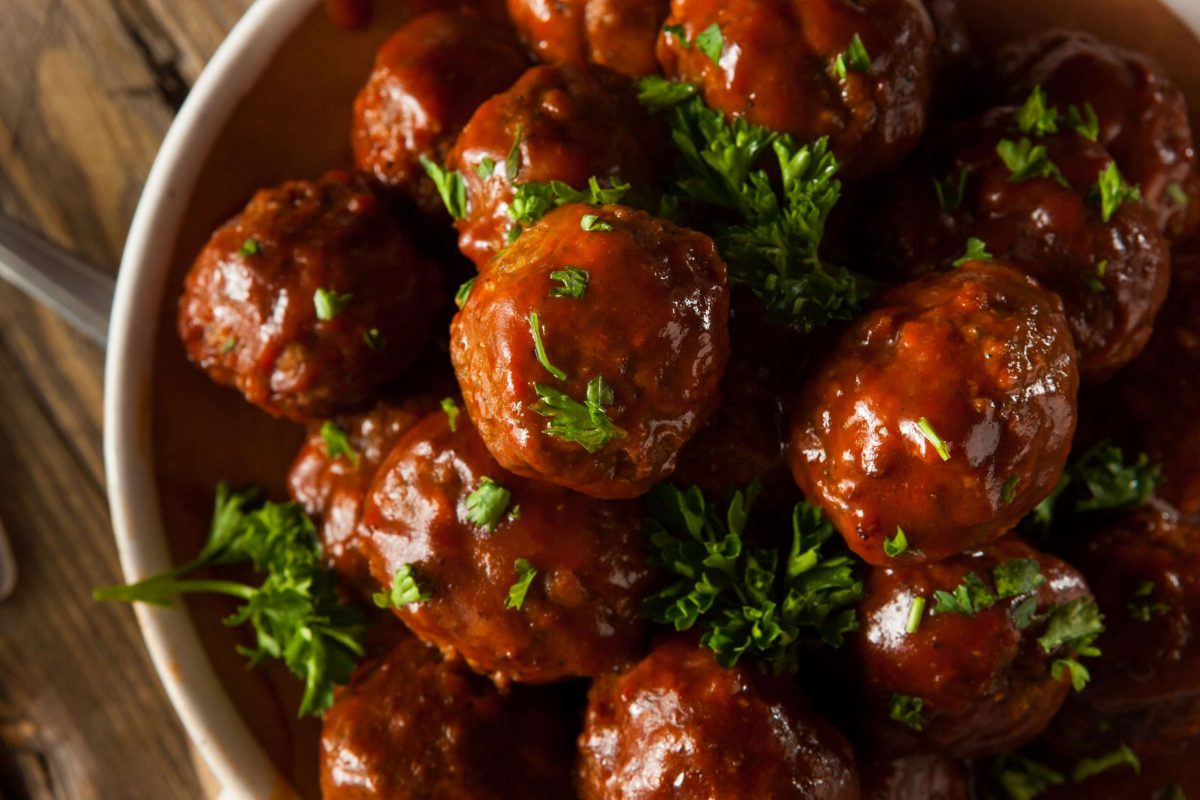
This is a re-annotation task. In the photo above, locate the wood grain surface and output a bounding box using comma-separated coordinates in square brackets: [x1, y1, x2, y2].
[0, 1, 250, 797]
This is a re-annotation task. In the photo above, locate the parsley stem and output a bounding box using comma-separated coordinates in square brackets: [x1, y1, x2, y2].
[528, 311, 567, 381]
[94, 576, 257, 605]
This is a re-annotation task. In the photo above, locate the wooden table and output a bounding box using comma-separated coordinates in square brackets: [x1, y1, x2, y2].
[0, 1, 253, 796]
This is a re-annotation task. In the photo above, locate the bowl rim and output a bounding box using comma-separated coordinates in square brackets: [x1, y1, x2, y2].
[103, 0, 1200, 798]
[104, 0, 318, 797]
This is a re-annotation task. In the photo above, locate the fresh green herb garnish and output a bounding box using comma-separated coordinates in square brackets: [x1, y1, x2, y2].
[993, 558, 1046, 598]
[1066, 102, 1100, 141]
[636, 75, 699, 109]
[465, 476, 512, 532]
[441, 397, 461, 432]
[990, 753, 1066, 800]
[94, 484, 365, 717]
[1167, 182, 1190, 206]
[931, 572, 997, 617]
[883, 527, 908, 558]
[934, 168, 970, 212]
[953, 237, 993, 267]
[996, 138, 1069, 186]
[320, 421, 359, 466]
[580, 213, 613, 232]
[833, 33, 871, 79]
[314, 288, 353, 321]
[906, 596, 926, 634]
[1156, 785, 1187, 800]
[506, 125, 523, 182]
[528, 311, 568, 381]
[1086, 259, 1108, 293]
[888, 694, 926, 731]
[550, 266, 589, 299]
[916, 417, 951, 461]
[420, 156, 468, 220]
[240, 238, 261, 257]
[1072, 440, 1163, 513]
[1129, 581, 1169, 622]
[694, 23, 724, 64]
[456, 276, 477, 309]
[220, 335, 239, 354]
[506, 559, 537, 610]
[1091, 161, 1142, 222]
[1072, 743, 1141, 782]
[1040, 597, 1104, 692]
[363, 328, 386, 351]
[476, 157, 496, 179]
[507, 177, 630, 241]
[1015, 86, 1059, 137]
[373, 564, 431, 609]
[531, 377, 625, 452]
[1002, 476, 1019, 504]
[643, 483, 863, 674]
[662, 22, 687, 41]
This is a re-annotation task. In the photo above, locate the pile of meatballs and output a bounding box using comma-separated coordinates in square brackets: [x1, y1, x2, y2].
[176, 0, 1200, 797]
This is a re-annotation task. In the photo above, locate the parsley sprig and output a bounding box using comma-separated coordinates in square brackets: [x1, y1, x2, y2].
[642, 483, 863, 674]
[531, 376, 625, 452]
[508, 177, 630, 242]
[1028, 439, 1162, 531]
[94, 484, 365, 717]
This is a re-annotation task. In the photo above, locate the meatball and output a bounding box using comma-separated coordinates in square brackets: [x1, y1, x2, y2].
[178, 171, 444, 421]
[995, 29, 1200, 241]
[359, 406, 659, 682]
[287, 394, 443, 589]
[1065, 506, 1200, 715]
[790, 262, 1078, 565]
[873, 107, 1171, 382]
[352, 10, 528, 214]
[853, 538, 1095, 757]
[446, 62, 669, 268]
[506, 0, 668, 77]
[861, 753, 971, 800]
[451, 203, 730, 499]
[656, 0, 936, 178]
[320, 631, 575, 799]
[577, 637, 860, 800]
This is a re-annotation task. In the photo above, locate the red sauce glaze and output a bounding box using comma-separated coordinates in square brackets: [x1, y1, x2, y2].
[506, 0, 668, 78]
[446, 62, 669, 268]
[873, 108, 1172, 382]
[177, 171, 444, 422]
[656, 0, 935, 179]
[359, 407, 659, 683]
[577, 636, 860, 800]
[352, 10, 528, 215]
[853, 537, 1093, 758]
[287, 393, 444, 592]
[1064, 506, 1200, 715]
[319, 629, 577, 799]
[790, 262, 1078, 565]
[451, 203, 730, 499]
[860, 753, 971, 800]
[995, 29, 1200, 242]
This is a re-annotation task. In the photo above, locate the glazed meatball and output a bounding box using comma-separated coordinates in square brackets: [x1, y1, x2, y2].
[178, 171, 443, 421]
[656, 0, 936, 178]
[853, 538, 1095, 757]
[790, 262, 1078, 565]
[359, 406, 659, 682]
[451, 203, 730, 499]
[287, 394, 443, 589]
[352, 10, 528, 214]
[995, 29, 1200, 241]
[446, 62, 669, 267]
[577, 637, 859, 800]
[320, 631, 575, 799]
[861, 753, 971, 800]
[506, 0, 668, 77]
[1065, 506, 1200, 714]
[873, 107, 1172, 382]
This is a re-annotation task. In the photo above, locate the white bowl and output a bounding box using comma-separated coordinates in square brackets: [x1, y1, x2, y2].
[104, 1, 1200, 797]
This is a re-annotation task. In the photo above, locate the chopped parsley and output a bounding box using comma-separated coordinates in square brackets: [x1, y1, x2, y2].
[464, 476, 512, 532]
[1129, 581, 1169, 622]
[931, 558, 1045, 618]
[1167, 182, 1190, 206]
[1066, 102, 1100, 141]
[580, 213, 613, 232]
[888, 694, 925, 731]
[994, 558, 1046, 598]
[373, 564, 431, 608]
[506, 559, 537, 610]
[637, 75, 699, 109]
[1040, 597, 1104, 692]
[313, 288, 353, 321]
[529, 311, 568, 381]
[934, 167, 970, 212]
[550, 266, 589, 299]
[240, 238, 262, 257]
[931, 571, 997, 617]
[996, 138, 1069, 186]
[1002, 476, 1019, 504]
[455, 276, 476, 309]
[94, 484, 365, 717]
[505, 125, 523, 181]
[643, 483, 864, 674]
[883, 527, 908, 558]
[531, 376, 625, 452]
[916, 417, 951, 461]
[1091, 161, 1142, 222]
[420, 156, 468, 220]
[1072, 743, 1140, 782]
[1156, 785, 1187, 800]
[475, 157, 496, 179]
[320, 421, 359, 466]
[833, 33, 871, 79]
[1015, 86, 1060, 137]
[1072, 440, 1163, 513]
[1086, 259, 1109, 293]
[906, 596, 926, 634]
[220, 335, 239, 354]
[953, 237, 993, 267]
[638, 78, 865, 330]
[989, 753, 1065, 800]
[694, 23, 724, 64]
[441, 397, 461, 432]
[363, 327, 386, 351]
[507, 177, 630, 241]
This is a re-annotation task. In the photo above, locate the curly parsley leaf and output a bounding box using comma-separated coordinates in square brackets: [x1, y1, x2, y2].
[996, 138, 1069, 187]
[642, 483, 863, 674]
[531, 376, 625, 452]
[506, 559, 537, 610]
[1040, 597, 1105, 692]
[931, 558, 1044, 618]
[420, 155, 468, 220]
[1072, 440, 1163, 512]
[507, 177, 631, 241]
[953, 237, 994, 267]
[889, 693, 926, 731]
[1091, 161, 1142, 222]
[1015, 86, 1060, 137]
[550, 266, 589, 299]
[94, 483, 365, 717]
[465, 476, 512, 532]
[373, 564, 431, 609]
[580, 213, 612, 232]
